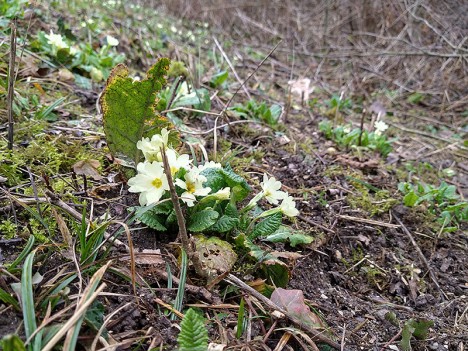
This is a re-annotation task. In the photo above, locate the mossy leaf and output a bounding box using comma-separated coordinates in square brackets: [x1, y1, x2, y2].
[100, 59, 180, 167]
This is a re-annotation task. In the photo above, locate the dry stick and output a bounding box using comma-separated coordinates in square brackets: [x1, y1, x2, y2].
[213, 36, 251, 100]
[222, 40, 283, 114]
[7, 19, 17, 150]
[160, 147, 206, 279]
[225, 274, 343, 350]
[392, 212, 448, 300]
[43, 190, 129, 250]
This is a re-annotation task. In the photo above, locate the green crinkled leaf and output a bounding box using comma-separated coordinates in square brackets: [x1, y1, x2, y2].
[211, 215, 239, 233]
[264, 226, 314, 247]
[100, 58, 180, 166]
[400, 323, 415, 351]
[249, 212, 282, 239]
[261, 260, 290, 288]
[201, 168, 226, 193]
[224, 202, 239, 218]
[187, 209, 219, 232]
[178, 308, 208, 351]
[223, 165, 251, 202]
[134, 203, 171, 231]
[408, 319, 433, 340]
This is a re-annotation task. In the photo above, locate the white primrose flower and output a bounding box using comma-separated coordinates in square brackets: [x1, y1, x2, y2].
[45, 31, 69, 51]
[106, 35, 119, 46]
[279, 195, 299, 217]
[374, 120, 389, 136]
[127, 162, 169, 206]
[261, 174, 287, 205]
[212, 187, 231, 200]
[136, 128, 170, 162]
[166, 148, 191, 175]
[175, 169, 211, 207]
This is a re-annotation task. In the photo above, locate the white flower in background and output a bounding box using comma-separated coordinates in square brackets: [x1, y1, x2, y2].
[343, 125, 351, 134]
[106, 35, 119, 46]
[279, 195, 299, 217]
[166, 148, 191, 175]
[45, 31, 69, 50]
[175, 169, 211, 207]
[261, 174, 287, 205]
[137, 128, 170, 162]
[127, 162, 169, 206]
[374, 120, 389, 136]
[212, 187, 231, 201]
[197, 161, 222, 172]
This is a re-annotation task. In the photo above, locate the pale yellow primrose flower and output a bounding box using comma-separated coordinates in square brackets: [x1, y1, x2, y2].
[45, 31, 69, 50]
[212, 187, 230, 200]
[136, 128, 170, 162]
[175, 169, 211, 207]
[166, 148, 191, 175]
[374, 120, 389, 136]
[106, 35, 119, 46]
[279, 195, 299, 217]
[127, 162, 169, 206]
[261, 174, 287, 205]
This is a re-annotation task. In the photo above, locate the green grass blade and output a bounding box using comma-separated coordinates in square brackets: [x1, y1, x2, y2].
[8, 236, 35, 272]
[171, 249, 187, 321]
[21, 250, 39, 351]
[0, 287, 21, 311]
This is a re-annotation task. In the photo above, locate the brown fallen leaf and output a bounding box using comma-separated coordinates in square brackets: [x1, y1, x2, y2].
[73, 159, 103, 180]
[51, 207, 72, 248]
[121, 249, 164, 266]
[271, 288, 325, 329]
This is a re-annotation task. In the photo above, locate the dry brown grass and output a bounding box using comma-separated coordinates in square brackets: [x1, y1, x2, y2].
[151, 0, 467, 114]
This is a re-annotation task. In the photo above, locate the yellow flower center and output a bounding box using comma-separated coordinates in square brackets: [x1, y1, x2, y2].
[186, 181, 196, 194]
[152, 178, 163, 188]
[171, 166, 177, 175]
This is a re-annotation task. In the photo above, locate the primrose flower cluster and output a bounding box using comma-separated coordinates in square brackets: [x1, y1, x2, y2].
[127, 129, 225, 207]
[252, 174, 299, 217]
[127, 129, 299, 218]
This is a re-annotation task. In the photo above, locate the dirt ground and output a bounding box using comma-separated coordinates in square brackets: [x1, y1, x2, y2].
[1, 1, 467, 350]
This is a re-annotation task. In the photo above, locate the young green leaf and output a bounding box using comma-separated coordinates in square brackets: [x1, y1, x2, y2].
[187, 208, 219, 232]
[249, 212, 282, 239]
[177, 309, 208, 351]
[264, 226, 314, 247]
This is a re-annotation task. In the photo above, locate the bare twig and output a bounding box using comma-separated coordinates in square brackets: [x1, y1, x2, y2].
[7, 19, 17, 150]
[225, 274, 343, 350]
[222, 40, 282, 113]
[213, 36, 251, 99]
[392, 212, 448, 300]
[160, 146, 206, 278]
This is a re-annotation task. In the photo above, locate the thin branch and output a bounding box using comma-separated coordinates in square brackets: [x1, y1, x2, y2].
[7, 19, 17, 150]
[225, 274, 343, 350]
[392, 212, 448, 300]
[159, 146, 206, 279]
[213, 36, 251, 99]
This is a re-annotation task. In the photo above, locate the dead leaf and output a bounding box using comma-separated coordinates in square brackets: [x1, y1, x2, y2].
[357, 234, 371, 246]
[121, 249, 164, 266]
[271, 288, 325, 329]
[73, 159, 103, 180]
[193, 235, 237, 275]
[51, 207, 72, 248]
